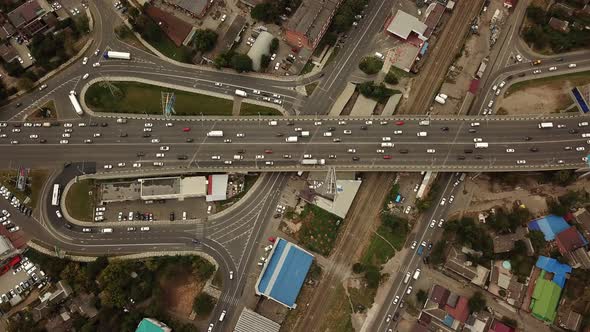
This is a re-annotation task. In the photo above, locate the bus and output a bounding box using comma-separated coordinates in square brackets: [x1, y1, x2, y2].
[51, 184, 60, 206]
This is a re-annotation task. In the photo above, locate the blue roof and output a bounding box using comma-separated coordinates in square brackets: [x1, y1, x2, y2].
[528, 215, 570, 241]
[536, 256, 572, 289]
[255, 238, 314, 308]
[442, 314, 454, 327]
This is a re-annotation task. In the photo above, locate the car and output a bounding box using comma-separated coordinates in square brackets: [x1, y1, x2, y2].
[564, 146, 572, 151]
[82, 57, 88, 65]
[270, 53, 276, 61]
[524, 136, 532, 141]
[557, 160, 565, 164]
[393, 130, 402, 135]
[156, 153, 165, 158]
[515, 54, 523, 62]
[438, 219, 445, 227]
[499, 81, 506, 88]
[328, 154, 337, 159]
[220, 14, 227, 21]
[430, 219, 436, 228]
[533, 69, 541, 74]
[252, 90, 261, 95]
[413, 184, 420, 192]
[59, 140, 68, 144]
[410, 241, 417, 250]
[29, 134, 38, 139]
[579, 122, 589, 127]
[274, 62, 280, 70]
[151, 139, 160, 143]
[386, 314, 392, 323]
[236, 133, 244, 137]
[473, 138, 483, 142]
[549, 66, 557, 71]
[558, 124, 567, 129]
[517, 160, 526, 164]
[62, 133, 70, 138]
[448, 195, 454, 204]
[12, 128, 20, 133]
[82, 228, 91, 233]
[487, 100, 494, 108]
[382, 137, 391, 141]
[393, 296, 400, 305]
[265, 161, 274, 166]
[506, 148, 515, 153]
[347, 148, 356, 153]
[93, 133, 101, 138]
[314, 121, 323, 126]
[186, 138, 194, 142]
[352, 156, 360, 161]
[38, 84, 48, 91]
[576, 147, 585, 151]
[140, 227, 150, 232]
[530, 147, 539, 152]
[264, 149, 273, 154]
[492, 85, 497, 91]
[214, 82, 222, 87]
[92, 62, 100, 67]
[9, 226, 19, 233]
[333, 138, 341, 142]
[338, 120, 347, 125]
[406, 286, 413, 295]
[133, 163, 141, 168]
[143, 127, 152, 132]
[568, 63, 577, 68]
[440, 198, 446, 206]
[395, 121, 405, 126]
[103, 164, 112, 169]
[343, 130, 351, 135]
[153, 162, 164, 166]
[426, 149, 436, 154]
[224, 138, 232, 143]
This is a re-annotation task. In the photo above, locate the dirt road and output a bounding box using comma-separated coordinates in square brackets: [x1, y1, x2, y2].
[399, 0, 485, 114]
[293, 172, 396, 332]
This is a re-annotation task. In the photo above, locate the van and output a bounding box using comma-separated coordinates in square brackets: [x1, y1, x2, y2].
[381, 142, 394, 147]
[470, 122, 480, 127]
[182, 211, 187, 220]
[207, 206, 212, 214]
[403, 272, 411, 284]
[101, 228, 113, 233]
[374, 52, 385, 60]
[419, 120, 430, 126]
[219, 310, 227, 322]
[417, 132, 427, 137]
[413, 268, 421, 280]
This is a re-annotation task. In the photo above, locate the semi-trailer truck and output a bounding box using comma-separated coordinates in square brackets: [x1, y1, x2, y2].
[206, 131, 224, 137]
[235, 89, 247, 97]
[301, 159, 325, 165]
[103, 51, 131, 60]
[285, 136, 298, 143]
[68, 92, 84, 115]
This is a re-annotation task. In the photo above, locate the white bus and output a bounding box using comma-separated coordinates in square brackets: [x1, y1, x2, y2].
[51, 184, 60, 206]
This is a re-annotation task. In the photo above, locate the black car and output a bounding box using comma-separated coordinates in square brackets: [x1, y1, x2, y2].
[177, 154, 188, 160]
[457, 155, 466, 160]
[287, 121, 295, 126]
[475, 155, 483, 159]
[399, 149, 409, 154]
[186, 138, 194, 142]
[468, 128, 477, 133]
[120, 132, 128, 137]
[89, 122, 98, 127]
[464, 149, 473, 154]
[530, 147, 539, 152]
[170, 212, 175, 221]
[137, 152, 145, 157]
[39, 139, 46, 143]
[100, 123, 108, 127]
[556, 57, 564, 62]
[143, 133, 151, 138]
[15, 102, 22, 107]
[569, 129, 579, 134]
[352, 156, 360, 161]
[524, 136, 532, 141]
[360, 125, 367, 130]
[65, 223, 72, 229]
[276, 133, 284, 137]
[327, 127, 335, 131]
[441, 126, 449, 131]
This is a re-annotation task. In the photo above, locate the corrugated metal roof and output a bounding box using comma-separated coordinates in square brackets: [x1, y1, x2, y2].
[234, 308, 280, 332]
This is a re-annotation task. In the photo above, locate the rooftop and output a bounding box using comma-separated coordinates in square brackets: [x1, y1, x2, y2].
[535, 256, 572, 289]
[135, 318, 172, 332]
[555, 226, 588, 254]
[492, 227, 531, 253]
[234, 308, 280, 332]
[423, 2, 445, 38]
[8, 0, 45, 29]
[386, 10, 427, 41]
[145, 5, 193, 46]
[286, 0, 339, 43]
[247, 31, 274, 71]
[169, 0, 209, 16]
[528, 215, 571, 241]
[530, 271, 562, 323]
[255, 238, 314, 308]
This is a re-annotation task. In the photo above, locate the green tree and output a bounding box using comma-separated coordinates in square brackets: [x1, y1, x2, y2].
[261, 54, 271, 69]
[528, 230, 546, 253]
[512, 240, 527, 256]
[270, 38, 279, 53]
[358, 56, 383, 75]
[416, 289, 428, 305]
[193, 293, 215, 316]
[468, 291, 486, 313]
[384, 72, 398, 85]
[364, 265, 381, 289]
[193, 29, 218, 52]
[17, 78, 34, 91]
[251, 3, 280, 23]
[430, 240, 447, 265]
[352, 263, 365, 274]
[75, 15, 90, 34]
[230, 53, 253, 72]
[357, 81, 396, 102]
[526, 6, 546, 25]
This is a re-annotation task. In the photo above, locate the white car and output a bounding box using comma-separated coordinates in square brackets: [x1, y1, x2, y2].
[576, 147, 585, 151]
[156, 153, 165, 158]
[487, 100, 494, 108]
[224, 160, 232, 165]
[430, 219, 436, 228]
[516, 54, 523, 62]
[406, 286, 413, 295]
[314, 121, 322, 126]
[153, 162, 164, 166]
[214, 82, 222, 87]
[82, 57, 88, 65]
[568, 63, 577, 68]
[448, 195, 454, 204]
[133, 163, 141, 168]
[255, 155, 264, 159]
[151, 139, 160, 143]
[274, 62, 280, 70]
[92, 62, 100, 68]
[252, 90, 261, 95]
[143, 127, 152, 132]
[498, 81, 506, 88]
[140, 227, 150, 232]
[160, 146, 170, 151]
[64, 123, 73, 127]
[343, 130, 352, 135]
[220, 14, 227, 22]
[338, 121, 347, 125]
[426, 149, 436, 154]
[12, 128, 20, 133]
[376, 149, 385, 154]
[549, 66, 557, 71]
[410, 241, 417, 250]
[103, 164, 112, 169]
[59, 140, 68, 144]
[347, 148, 356, 153]
[84, 139, 92, 144]
[270, 53, 276, 60]
[506, 148, 515, 153]
[211, 155, 221, 160]
[236, 133, 245, 137]
[473, 138, 483, 142]
[93, 133, 101, 137]
[82, 73, 89, 80]
[440, 198, 446, 206]
[117, 162, 126, 167]
[533, 69, 541, 74]
[165, 122, 173, 127]
[393, 296, 400, 305]
[394, 130, 402, 135]
[39, 84, 47, 91]
[517, 160, 526, 164]
[144, 123, 153, 127]
[29, 134, 39, 138]
[579, 122, 589, 127]
[438, 219, 445, 227]
[62, 133, 70, 138]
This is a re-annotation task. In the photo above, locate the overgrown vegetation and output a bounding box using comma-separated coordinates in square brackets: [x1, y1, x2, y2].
[522, 5, 590, 53]
[384, 70, 399, 85]
[487, 206, 531, 234]
[358, 56, 383, 75]
[547, 189, 589, 216]
[192, 29, 218, 52]
[468, 291, 487, 313]
[357, 81, 398, 103]
[444, 217, 494, 261]
[250, 0, 301, 24]
[297, 205, 343, 256]
[65, 179, 95, 221]
[214, 50, 253, 72]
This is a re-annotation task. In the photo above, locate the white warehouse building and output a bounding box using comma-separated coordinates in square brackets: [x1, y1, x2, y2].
[247, 31, 274, 71]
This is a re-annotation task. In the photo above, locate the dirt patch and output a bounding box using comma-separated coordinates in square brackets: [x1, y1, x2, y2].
[498, 82, 579, 115]
[160, 270, 204, 317]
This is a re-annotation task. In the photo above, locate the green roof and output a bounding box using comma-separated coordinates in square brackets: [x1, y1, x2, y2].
[530, 272, 561, 323]
[136, 318, 171, 332]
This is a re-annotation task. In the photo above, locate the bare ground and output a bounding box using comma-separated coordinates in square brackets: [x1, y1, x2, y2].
[497, 82, 577, 115]
[160, 270, 204, 317]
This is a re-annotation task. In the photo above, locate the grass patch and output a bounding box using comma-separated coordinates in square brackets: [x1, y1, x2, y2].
[349, 285, 377, 312]
[297, 204, 342, 256]
[149, 35, 193, 63]
[506, 70, 590, 95]
[0, 169, 49, 209]
[388, 66, 413, 78]
[361, 225, 401, 266]
[305, 82, 319, 95]
[211, 269, 223, 288]
[114, 25, 151, 53]
[325, 47, 340, 66]
[240, 103, 282, 116]
[85, 81, 234, 115]
[26, 100, 57, 120]
[318, 285, 354, 332]
[65, 179, 95, 221]
[300, 60, 316, 75]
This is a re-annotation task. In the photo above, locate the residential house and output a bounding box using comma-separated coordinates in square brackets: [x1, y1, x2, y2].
[444, 247, 490, 287]
[32, 281, 73, 321]
[557, 307, 583, 332]
[553, 3, 576, 17]
[489, 260, 526, 307]
[136, 318, 172, 332]
[284, 0, 341, 50]
[463, 311, 492, 332]
[492, 227, 533, 254]
[418, 284, 470, 331]
[161, 0, 210, 18]
[555, 226, 590, 268]
[488, 319, 515, 332]
[144, 5, 193, 47]
[548, 17, 570, 33]
[7, 0, 55, 38]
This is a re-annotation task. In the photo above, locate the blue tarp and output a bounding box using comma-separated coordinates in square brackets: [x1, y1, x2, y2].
[572, 88, 589, 113]
[536, 256, 572, 289]
[255, 238, 314, 308]
[442, 314, 454, 327]
[419, 42, 429, 56]
[528, 215, 570, 241]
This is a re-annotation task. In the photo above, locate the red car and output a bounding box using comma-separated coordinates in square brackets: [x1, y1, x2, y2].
[383, 155, 392, 159]
[264, 149, 273, 154]
[183, 127, 191, 132]
[395, 121, 405, 126]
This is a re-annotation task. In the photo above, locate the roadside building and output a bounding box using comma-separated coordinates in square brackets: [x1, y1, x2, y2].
[284, 0, 340, 50]
[528, 215, 570, 241]
[489, 260, 526, 307]
[418, 284, 470, 330]
[234, 308, 280, 332]
[548, 17, 570, 33]
[0, 236, 16, 262]
[7, 0, 57, 38]
[145, 5, 194, 46]
[463, 312, 492, 332]
[0, 22, 16, 40]
[444, 247, 490, 287]
[529, 256, 571, 323]
[386, 10, 427, 43]
[135, 318, 172, 332]
[247, 31, 274, 71]
[255, 238, 314, 309]
[139, 176, 207, 201]
[161, 0, 210, 18]
[553, 3, 576, 17]
[207, 15, 246, 61]
[423, 3, 445, 38]
[555, 226, 590, 268]
[574, 208, 590, 238]
[503, 0, 518, 9]
[557, 308, 582, 332]
[489, 320, 515, 332]
[206, 174, 229, 202]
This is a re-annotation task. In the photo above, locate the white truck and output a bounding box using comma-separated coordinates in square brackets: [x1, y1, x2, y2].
[299, 131, 310, 137]
[103, 51, 131, 60]
[285, 136, 298, 143]
[207, 130, 224, 137]
[68, 92, 84, 115]
[434, 95, 446, 104]
[235, 89, 247, 97]
[538, 122, 554, 129]
[474, 142, 489, 148]
[301, 159, 325, 165]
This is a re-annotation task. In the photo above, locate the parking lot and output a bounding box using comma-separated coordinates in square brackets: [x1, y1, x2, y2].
[97, 197, 208, 223]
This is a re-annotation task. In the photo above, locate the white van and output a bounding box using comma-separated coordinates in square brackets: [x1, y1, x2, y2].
[417, 131, 427, 137]
[374, 52, 385, 60]
[268, 120, 278, 126]
[419, 120, 430, 126]
[403, 272, 411, 284]
[219, 310, 227, 322]
[413, 268, 421, 280]
[101, 228, 113, 233]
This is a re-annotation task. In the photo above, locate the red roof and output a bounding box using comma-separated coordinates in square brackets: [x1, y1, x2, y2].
[144, 5, 192, 46]
[564, 212, 575, 222]
[207, 175, 213, 195]
[490, 320, 515, 332]
[556, 226, 587, 254]
[469, 79, 480, 94]
[444, 296, 469, 323]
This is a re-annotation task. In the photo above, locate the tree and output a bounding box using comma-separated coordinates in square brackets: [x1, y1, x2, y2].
[468, 291, 486, 313]
[352, 263, 365, 274]
[526, 6, 546, 25]
[512, 240, 527, 256]
[270, 38, 279, 53]
[416, 289, 428, 305]
[193, 29, 218, 52]
[17, 78, 34, 91]
[364, 265, 381, 289]
[358, 56, 383, 75]
[430, 240, 447, 265]
[251, 3, 280, 23]
[261, 54, 271, 69]
[528, 230, 546, 253]
[75, 15, 90, 34]
[230, 53, 253, 72]
[384, 71, 398, 85]
[193, 293, 215, 316]
[357, 81, 396, 103]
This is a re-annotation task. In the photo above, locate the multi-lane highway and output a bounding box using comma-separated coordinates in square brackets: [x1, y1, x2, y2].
[0, 116, 588, 171]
